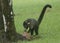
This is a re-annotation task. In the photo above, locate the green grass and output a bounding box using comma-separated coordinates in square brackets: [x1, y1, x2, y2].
[13, 0, 60, 43]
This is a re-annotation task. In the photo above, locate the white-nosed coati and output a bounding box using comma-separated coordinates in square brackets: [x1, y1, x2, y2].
[23, 4, 52, 35]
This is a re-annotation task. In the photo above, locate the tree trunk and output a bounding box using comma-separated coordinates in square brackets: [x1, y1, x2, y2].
[0, 0, 4, 30]
[0, 0, 5, 43]
[2, 0, 16, 40]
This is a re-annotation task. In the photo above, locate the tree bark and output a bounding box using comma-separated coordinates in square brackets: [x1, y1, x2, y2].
[2, 0, 16, 40]
[0, 0, 5, 43]
[0, 0, 4, 32]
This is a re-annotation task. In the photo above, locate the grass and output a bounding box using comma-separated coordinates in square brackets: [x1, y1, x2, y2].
[13, 0, 60, 43]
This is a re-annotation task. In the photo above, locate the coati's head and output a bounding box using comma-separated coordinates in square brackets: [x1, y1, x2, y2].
[23, 19, 31, 29]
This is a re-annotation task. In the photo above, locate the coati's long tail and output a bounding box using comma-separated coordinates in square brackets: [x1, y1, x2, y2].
[38, 4, 52, 25]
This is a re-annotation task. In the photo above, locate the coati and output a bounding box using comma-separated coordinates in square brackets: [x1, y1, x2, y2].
[23, 4, 52, 35]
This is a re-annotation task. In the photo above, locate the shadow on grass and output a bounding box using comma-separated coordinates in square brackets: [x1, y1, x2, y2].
[0, 32, 27, 43]
[0, 32, 42, 43]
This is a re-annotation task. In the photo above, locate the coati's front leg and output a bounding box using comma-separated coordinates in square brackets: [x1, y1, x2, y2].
[27, 28, 34, 35]
[35, 27, 39, 35]
[28, 27, 38, 36]
[30, 29, 34, 35]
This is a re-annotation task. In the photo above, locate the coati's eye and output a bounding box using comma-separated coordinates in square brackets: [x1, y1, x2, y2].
[24, 24, 28, 28]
